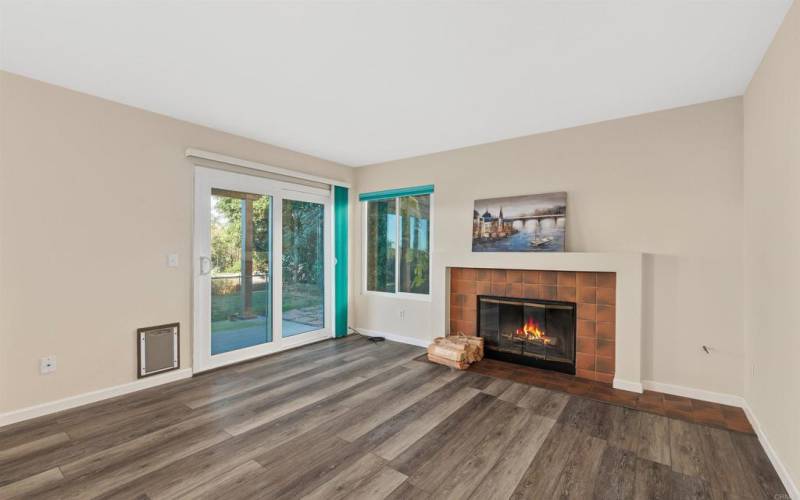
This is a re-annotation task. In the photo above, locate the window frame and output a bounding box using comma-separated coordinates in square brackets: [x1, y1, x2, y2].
[362, 193, 433, 301]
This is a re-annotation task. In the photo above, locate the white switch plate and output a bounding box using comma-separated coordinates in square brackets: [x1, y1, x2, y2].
[167, 254, 179, 268]
[40, 355, 57, 374]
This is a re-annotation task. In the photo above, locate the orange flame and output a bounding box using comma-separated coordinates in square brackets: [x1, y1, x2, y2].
[515, 317, 552, 344]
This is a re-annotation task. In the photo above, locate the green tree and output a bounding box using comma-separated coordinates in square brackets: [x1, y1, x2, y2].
[211, 194, 271, 274]
[282, 200, 324, 284]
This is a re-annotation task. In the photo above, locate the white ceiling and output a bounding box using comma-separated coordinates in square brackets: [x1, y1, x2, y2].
[0, 1, 791, 166]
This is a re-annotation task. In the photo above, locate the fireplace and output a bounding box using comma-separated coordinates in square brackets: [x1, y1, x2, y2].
[477, 295, 576, 374]
[450, 268, 617, 382]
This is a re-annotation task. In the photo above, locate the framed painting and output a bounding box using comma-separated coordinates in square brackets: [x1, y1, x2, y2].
[472, 192, 566, 252]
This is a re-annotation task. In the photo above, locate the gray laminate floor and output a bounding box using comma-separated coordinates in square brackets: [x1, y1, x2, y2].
[0, 336, 788, 499]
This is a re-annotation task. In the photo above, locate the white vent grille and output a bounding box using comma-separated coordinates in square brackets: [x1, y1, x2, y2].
[138, 323, 179, 378]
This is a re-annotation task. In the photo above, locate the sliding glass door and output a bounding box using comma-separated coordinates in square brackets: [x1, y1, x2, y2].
[209, 188, 273, 355]
[282, 197, 326, 337]
[194, 167, 332, 372]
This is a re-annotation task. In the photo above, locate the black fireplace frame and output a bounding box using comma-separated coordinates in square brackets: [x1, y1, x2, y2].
[476, 295, 577, 375]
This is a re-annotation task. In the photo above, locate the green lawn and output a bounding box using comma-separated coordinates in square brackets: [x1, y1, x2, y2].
[211, 284, 323, 322]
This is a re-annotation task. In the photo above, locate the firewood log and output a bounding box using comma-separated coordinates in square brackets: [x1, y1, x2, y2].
[427, 344, 467, 362]
[445, 334, 484, 362]
[433, 337, 468, 351]
[427, 353, 469, 370]
[428, 334, 484, 366]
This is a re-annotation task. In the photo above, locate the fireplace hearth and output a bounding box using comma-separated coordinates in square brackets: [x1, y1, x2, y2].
[477, 295, 576, 374]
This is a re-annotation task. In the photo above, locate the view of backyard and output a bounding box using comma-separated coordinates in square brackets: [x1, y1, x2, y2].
[210, 190, 325, 355]
[366, 194, 430, 294]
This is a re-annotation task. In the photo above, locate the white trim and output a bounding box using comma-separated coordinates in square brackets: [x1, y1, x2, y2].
[641, 380, 745, 407]
[185, 148, 352, 188]
[613, 378, 644, 394]
[355, 327, 431, 349]
[743, 402, 800, 499]
[362, 289, 433, 302]
[0, 369, 192, 429]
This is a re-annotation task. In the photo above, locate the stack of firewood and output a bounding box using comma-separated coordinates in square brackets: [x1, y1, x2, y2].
[426, 334, 484, 369]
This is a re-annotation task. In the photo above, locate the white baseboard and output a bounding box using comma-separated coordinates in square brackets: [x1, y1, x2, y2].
[641, 380, 745, 407]
[742, 403, 799, 500]
[613, 378, 644, 393]
[0, 368, 193, 429]
[354, 327, 431, 349]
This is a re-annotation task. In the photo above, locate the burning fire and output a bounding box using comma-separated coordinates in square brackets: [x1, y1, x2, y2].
[515, 317, 553, 344]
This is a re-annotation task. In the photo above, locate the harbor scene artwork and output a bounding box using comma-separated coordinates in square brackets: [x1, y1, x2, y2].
[472, 192, 566, 252]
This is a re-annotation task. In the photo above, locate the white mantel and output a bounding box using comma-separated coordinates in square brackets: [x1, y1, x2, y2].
[431, 251, 644, 393]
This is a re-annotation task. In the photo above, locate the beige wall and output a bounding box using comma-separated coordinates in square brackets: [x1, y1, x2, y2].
[743, 0, 800, 491]
[355, 98, 745, 396]
[0, 71, 355, 413]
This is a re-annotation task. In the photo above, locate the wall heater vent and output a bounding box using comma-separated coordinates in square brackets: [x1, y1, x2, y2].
[137, 323, 179, 378]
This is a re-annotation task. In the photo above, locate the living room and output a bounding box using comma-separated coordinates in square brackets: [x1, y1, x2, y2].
[0, 1, 798, 498]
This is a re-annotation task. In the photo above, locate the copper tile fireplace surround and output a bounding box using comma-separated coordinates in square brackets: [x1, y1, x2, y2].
[450, 268, 617, 383]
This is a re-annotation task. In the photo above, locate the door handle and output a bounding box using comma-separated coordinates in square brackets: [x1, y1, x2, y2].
[199, 256, 212, 276]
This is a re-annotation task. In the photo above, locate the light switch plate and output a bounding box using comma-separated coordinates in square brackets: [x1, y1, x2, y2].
[167, 254, 179, 268]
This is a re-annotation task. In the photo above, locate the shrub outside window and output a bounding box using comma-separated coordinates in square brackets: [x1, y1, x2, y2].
[365, 194, 430, 295]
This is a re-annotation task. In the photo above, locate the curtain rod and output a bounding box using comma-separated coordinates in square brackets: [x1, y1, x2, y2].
[185, 148, 352, 188]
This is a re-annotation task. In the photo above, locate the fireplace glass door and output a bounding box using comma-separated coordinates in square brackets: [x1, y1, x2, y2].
[478, 296, 576, 374]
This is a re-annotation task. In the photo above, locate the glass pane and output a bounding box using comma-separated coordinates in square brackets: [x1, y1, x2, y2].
[399, 194, 430, 294]
[366, 199, 397, 292]
[282, 199, 325, 336]
[210, 189, 272, 355]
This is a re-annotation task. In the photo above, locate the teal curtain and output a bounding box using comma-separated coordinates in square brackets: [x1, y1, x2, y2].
[334, 186, 349, 337]
[358, 184, 434, 202]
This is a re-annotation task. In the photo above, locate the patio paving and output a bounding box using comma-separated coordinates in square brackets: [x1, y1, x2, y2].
[211, 316, 323, 355]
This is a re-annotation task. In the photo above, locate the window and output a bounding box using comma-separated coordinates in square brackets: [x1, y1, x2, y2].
[366, 198, 397, 292]
[398, 195, 430, 294]
[365, 193, 431, 295]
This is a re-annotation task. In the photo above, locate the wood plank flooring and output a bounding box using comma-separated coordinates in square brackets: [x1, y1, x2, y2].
[0, 336, 787, 499]
[468, 357, 755, 433]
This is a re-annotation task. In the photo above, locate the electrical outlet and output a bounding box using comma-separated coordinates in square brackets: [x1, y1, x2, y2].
[399, 310, 406, 320]
[40, 355, 57, 375]
[167, 253, 179, 268]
